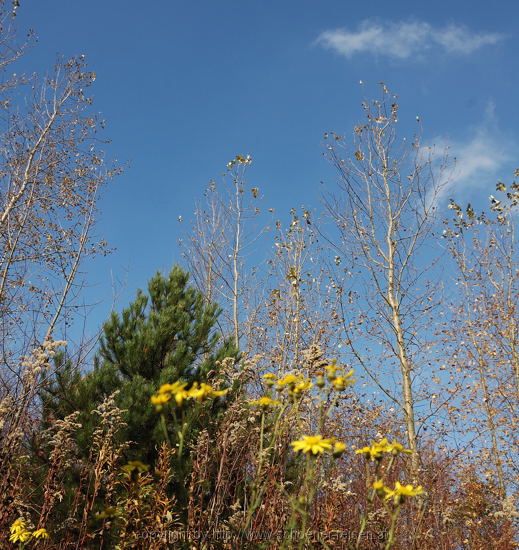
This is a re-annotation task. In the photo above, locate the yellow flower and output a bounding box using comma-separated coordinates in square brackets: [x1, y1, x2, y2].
[171, 381, 191, 406]
[332, 441, 347, 457]
[10, 530, 32, 543]
[384, 440, 413, 456]
[189, 382, 215, 401]
[10, 518, 26, 533]
[355, 437, 409, 460]
[157, 383, 179, 394]
[373, 479, 385, 491]
[331, 369, 355, 390]
[331, 376, 347, 391]
[9, 518, 32, 543]
[150, 381, 190, 409]
[276, 372, 313, 396]
[150, 392, 170, 408]
[276, 373, 302, 389]
[291, 435, 334, 455]
[151, 380, 228, 410]
[249, 396, 282, 408]
[290, 379, 313, 396]
[355, 441, 386, 461]
[189, 382, 228, 401]
[384, 481, 424, 504]
[325, 364, 338, 380]
[32, 528, 50, 540]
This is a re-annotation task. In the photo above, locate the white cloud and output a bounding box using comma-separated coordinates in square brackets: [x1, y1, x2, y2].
[433, 25, 503, 55]
[316, 20, 503, 59]
[425, 107, 514, 205]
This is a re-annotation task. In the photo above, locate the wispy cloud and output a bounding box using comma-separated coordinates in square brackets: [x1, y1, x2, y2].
[426, 105, 513, 204]
[316, 20, 504, 60]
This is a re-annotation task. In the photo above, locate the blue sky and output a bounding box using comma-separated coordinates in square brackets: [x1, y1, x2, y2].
[15, 0, 519, 341]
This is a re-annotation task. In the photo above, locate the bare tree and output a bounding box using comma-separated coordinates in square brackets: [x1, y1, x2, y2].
[180, 155, 265, 351]
[0, 55, 118, 387]
[324, 87, 450, 474]
[445, 180, 519, 497]
[260, 207, 344, 373]
[0, 4, 118, 525]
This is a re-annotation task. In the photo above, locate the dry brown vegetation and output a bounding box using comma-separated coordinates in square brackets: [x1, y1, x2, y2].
[0, 2, 518, 548]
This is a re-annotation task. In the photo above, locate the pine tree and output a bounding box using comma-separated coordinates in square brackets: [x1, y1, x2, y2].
[42, 266, 239, 466]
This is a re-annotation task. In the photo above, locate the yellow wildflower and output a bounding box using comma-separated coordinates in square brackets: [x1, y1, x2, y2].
[249, 396, 282, 408]
[290, 379, 313, 396]
[331, 376, 347, 391]
[191, 382, 229, 401]
[355, 437, 409, 460]
[325, 364, 338, 380]
[10, 518, 26, 533]
[276, 373, 302, 389]
[9, 518, 32, 543]
[384, 440, 413, 456]
[373, 479, 385, 490]
[150, 392, 170, 408]
[291, 435, 334, 456]
[171, 381, 191, 406]
[32, 528, 50, 540]
[332, 441, 347, 457]
[331, 369, 355, 390]
[189, 382, 214, 401]
[156, 383, 179, 394]
[376, 437, 389, 447]
[151, 380, 228, 410]
[384, 481, 424, 504]
[355, 442, 385, 461]
[150, 381, 190, 408]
